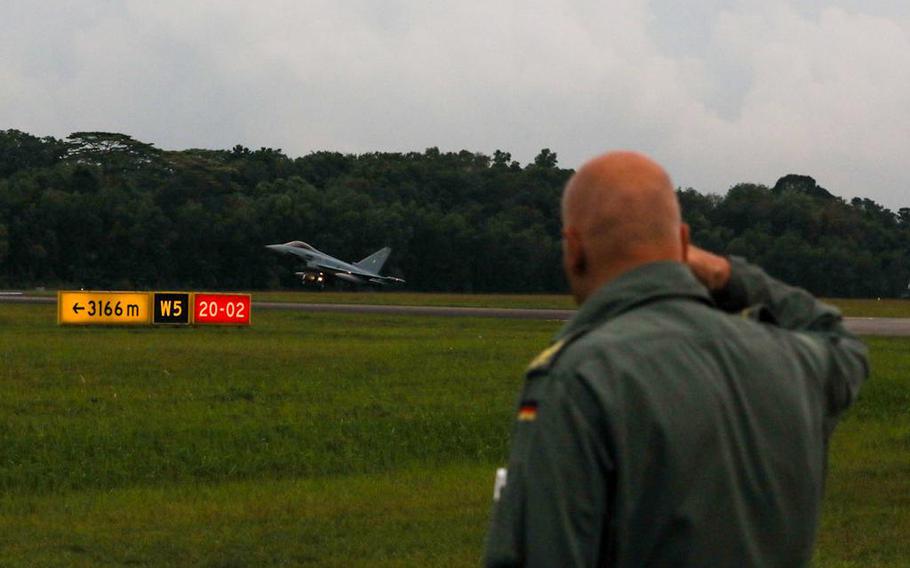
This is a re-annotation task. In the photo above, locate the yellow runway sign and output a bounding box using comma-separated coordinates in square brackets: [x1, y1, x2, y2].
[58, 291, 151, 325]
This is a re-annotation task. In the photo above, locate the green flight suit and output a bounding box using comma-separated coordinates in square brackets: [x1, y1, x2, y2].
[484, 258, 869, 567]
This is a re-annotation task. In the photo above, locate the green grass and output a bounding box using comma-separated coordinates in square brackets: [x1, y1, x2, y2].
[813, 336, 910, 567]
[0, 304, 907, 566]
[0, 303, 548, 566]
[0, 466, 493, 567]
[822, 299, 910, 319]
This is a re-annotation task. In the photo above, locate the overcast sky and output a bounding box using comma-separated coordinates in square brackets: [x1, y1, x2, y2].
[2, 0, 908, 209]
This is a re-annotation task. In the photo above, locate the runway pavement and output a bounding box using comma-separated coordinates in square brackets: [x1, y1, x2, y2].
[256, 301, 910, 336]
[839, 317, 910, 337]
[255, 301, 575, 321]
[4, 294, 910, 335]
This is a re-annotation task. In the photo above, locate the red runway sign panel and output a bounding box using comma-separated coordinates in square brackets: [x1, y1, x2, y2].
[193, 293, 251, 325]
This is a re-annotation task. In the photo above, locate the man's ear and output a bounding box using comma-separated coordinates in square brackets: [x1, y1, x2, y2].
[680, 223, 690, 262]
[564, 228, 587, 275]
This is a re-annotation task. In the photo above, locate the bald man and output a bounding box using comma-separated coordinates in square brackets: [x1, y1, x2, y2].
[484, 152, 868, 567]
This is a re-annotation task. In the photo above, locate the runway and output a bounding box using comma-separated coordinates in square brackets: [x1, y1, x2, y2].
[256, 301, 910, 336]
[4, 294, 910, 336]
[255, 301, 575, 321]
[840, 317, 910, 337]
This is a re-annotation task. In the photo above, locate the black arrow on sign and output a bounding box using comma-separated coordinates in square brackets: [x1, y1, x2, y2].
[73, 303, 84, 314]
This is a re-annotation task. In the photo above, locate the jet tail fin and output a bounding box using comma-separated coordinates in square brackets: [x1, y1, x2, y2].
[354, 247, 391, 274]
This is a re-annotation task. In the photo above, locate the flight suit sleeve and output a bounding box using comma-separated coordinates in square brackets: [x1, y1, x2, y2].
[485, 369, 612, 567]
[712, 256, 869, 419]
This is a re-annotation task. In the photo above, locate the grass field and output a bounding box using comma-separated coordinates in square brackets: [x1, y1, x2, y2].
[0, 303, 908, 566]
[823, 298, 910, 318]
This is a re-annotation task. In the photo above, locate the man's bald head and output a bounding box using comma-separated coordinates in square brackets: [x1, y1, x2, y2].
[561, 151, 688, 303]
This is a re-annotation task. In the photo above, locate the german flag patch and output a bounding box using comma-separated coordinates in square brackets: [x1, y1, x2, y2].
[517, 400, 538, 422]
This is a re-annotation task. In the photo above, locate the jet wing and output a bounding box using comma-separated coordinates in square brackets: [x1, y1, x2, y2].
[312, 263, 405, 285]
[312, 262, 373, 278]
[368, 275, 406, 285]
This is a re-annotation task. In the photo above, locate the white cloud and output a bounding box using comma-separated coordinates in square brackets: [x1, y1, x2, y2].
[1, 0, 908, 208]
[666, 4, 910, 207]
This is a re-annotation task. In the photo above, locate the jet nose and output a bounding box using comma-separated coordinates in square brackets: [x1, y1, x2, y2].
[265, 244, 286, 253]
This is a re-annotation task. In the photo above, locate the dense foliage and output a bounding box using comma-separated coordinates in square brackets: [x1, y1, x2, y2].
[1, 129, 908, 296]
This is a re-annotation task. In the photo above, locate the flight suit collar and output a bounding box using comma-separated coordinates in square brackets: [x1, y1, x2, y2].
[555, 261, 713, 341]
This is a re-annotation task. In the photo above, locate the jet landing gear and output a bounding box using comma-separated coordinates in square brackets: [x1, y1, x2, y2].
[296, 271, 327, 290]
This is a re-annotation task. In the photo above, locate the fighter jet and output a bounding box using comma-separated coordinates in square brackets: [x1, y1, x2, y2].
[266, 241, 405, 287]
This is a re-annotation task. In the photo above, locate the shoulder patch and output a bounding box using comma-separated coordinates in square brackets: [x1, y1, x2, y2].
[526, 338, 568, 373]
[526, 327, 591, 374]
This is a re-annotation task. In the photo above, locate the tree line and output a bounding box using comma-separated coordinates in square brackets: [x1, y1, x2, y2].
[1, 129, 908, 297]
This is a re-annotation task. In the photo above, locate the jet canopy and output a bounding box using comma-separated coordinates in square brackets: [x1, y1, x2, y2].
[285, 241, 317, 251]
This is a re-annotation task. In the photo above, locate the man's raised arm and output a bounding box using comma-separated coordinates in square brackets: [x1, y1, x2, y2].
[686, 245, 869, 420]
